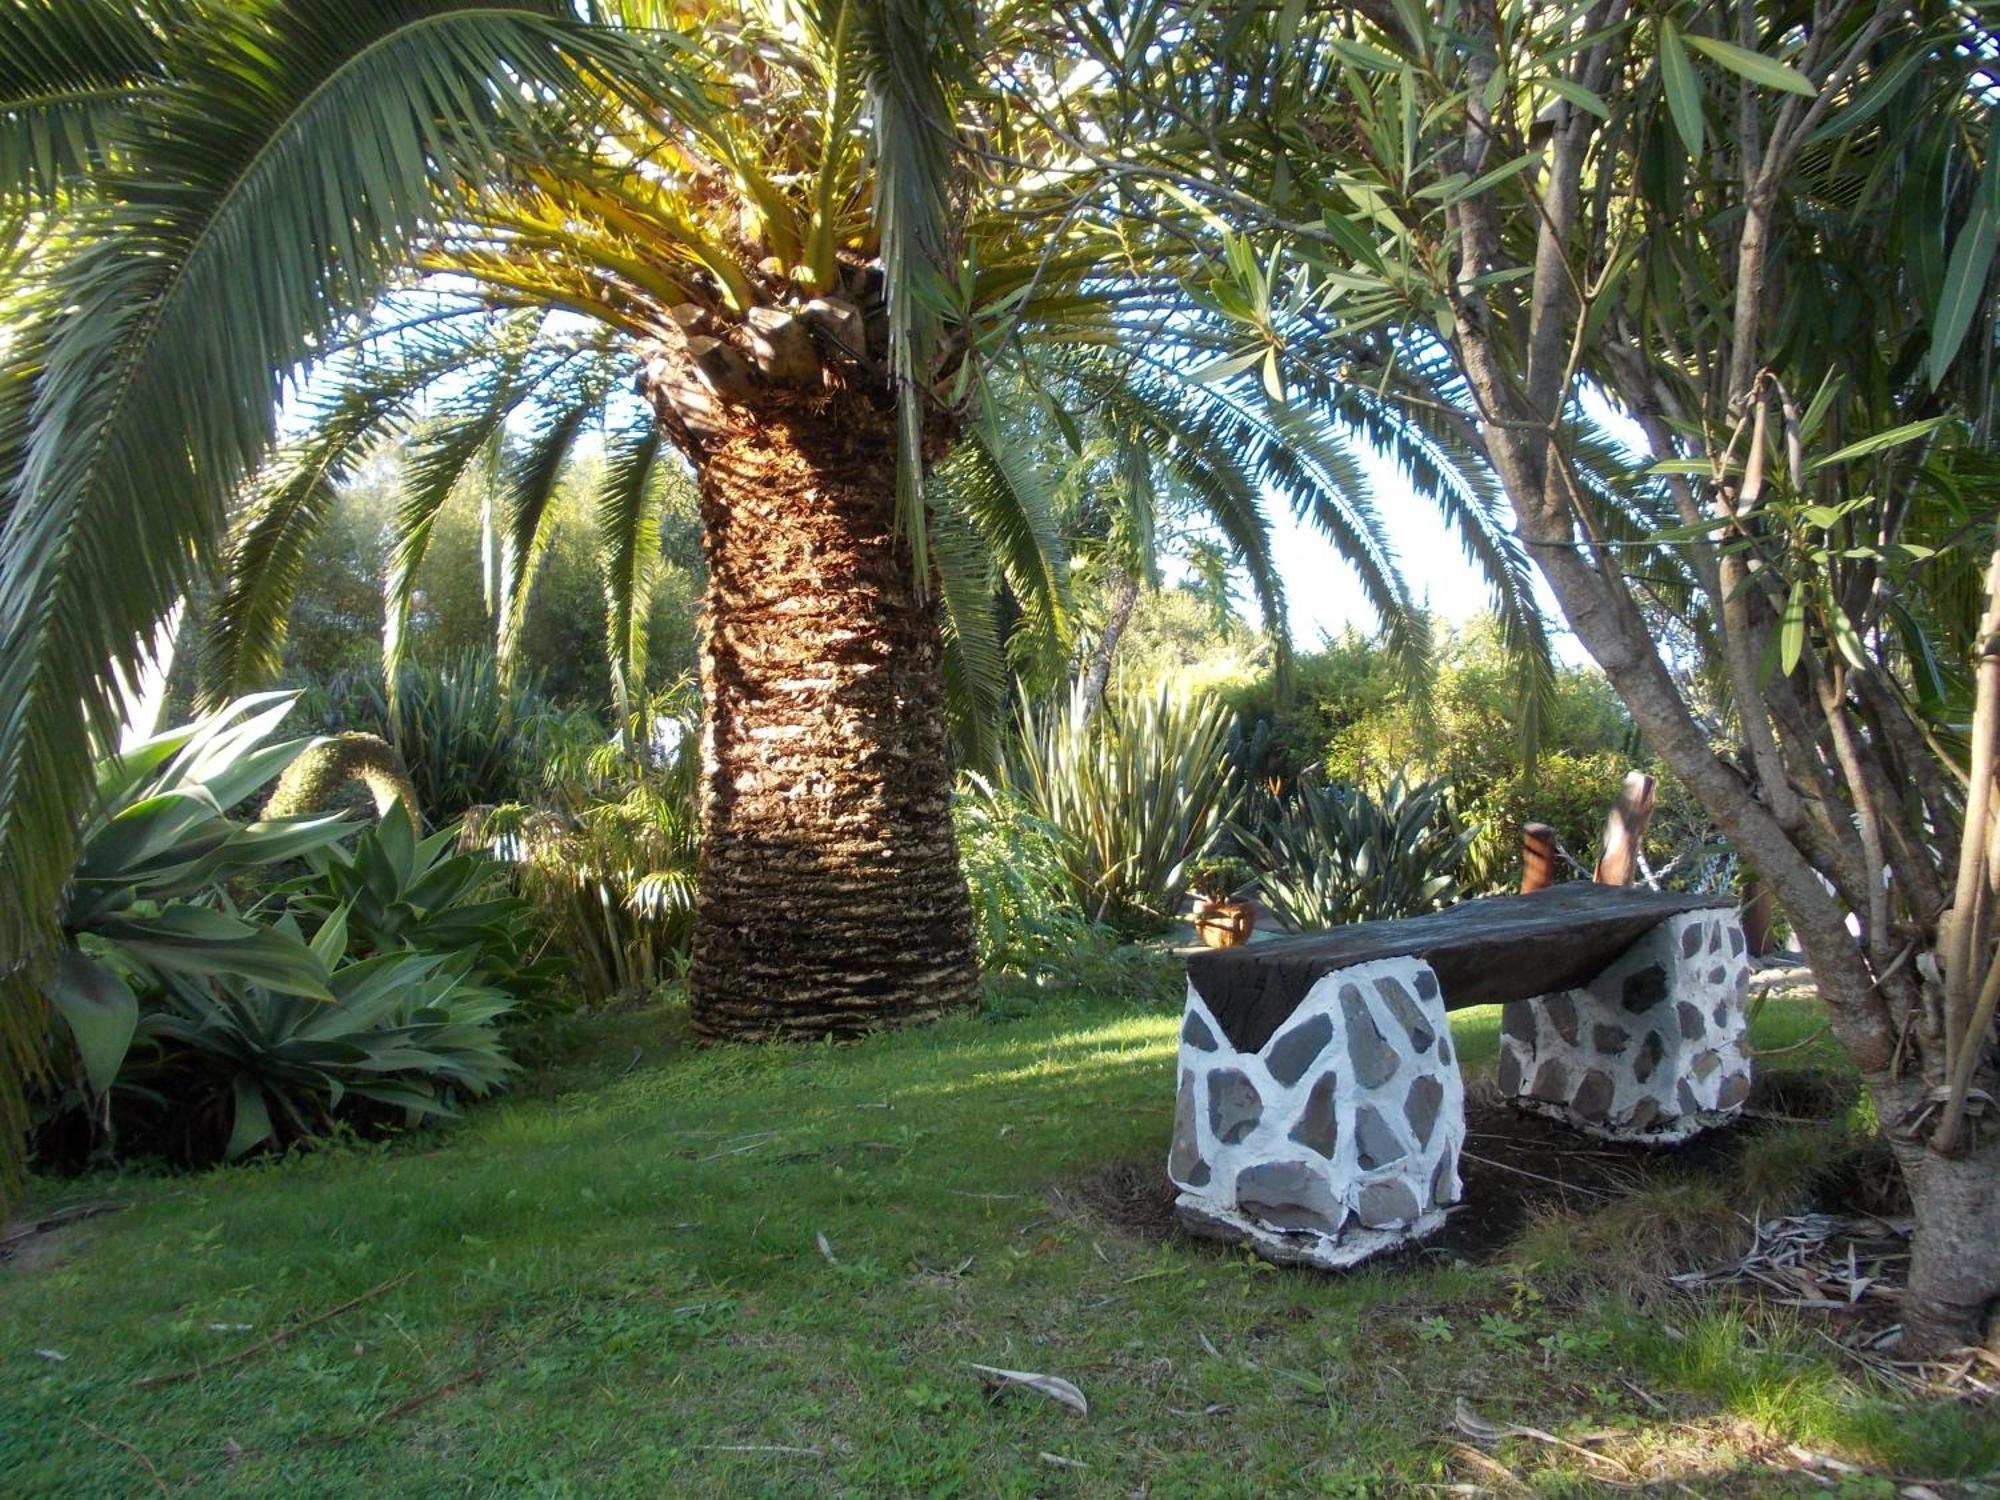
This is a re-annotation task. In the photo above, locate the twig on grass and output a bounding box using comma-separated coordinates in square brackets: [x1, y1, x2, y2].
[366, 1357, 503, 1428]
[75, 1418, 170, 1497]
[1, 1200, 125, 1250]
[700, 1443, 824, 1458]
[135, 1273, 411, 1388]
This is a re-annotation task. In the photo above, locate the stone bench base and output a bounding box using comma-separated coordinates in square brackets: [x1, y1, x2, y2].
[1170, 904, 1750, 1269]
[1169, 956, 1464, 1270]
[1497, 908, 1752, 1144]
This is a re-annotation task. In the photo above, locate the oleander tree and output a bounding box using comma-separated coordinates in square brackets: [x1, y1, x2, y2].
[1053, 0, 2000, 1349]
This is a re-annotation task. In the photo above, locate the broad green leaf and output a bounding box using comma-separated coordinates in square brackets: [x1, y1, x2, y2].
[51, 947, 139, 1095]
[1683, 34, 1818, 97]
[1658, 22, 1704, 161]
[98, 906, 333, 999]
[309, 903, 350, 969]
[228, 1079, 274, 1159]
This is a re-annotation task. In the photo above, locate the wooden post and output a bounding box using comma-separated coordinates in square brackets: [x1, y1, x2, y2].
[1593, 771, 1657, 887]
[1521, 823, 1558, 893]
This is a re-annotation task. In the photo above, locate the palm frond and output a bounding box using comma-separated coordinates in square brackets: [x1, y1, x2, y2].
[598, 420, 667, 728]
[497, 395, 597, 678]
[0, 0, 165, 202]
[931, 496, 1008, 770]
[854, 0, 971, 569]
[202, 316, 529, 703]
[382, 336, 601, 683]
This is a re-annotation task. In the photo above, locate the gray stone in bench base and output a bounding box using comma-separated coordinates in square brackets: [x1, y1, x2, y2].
[1173, 1195, 1451, 1271]
[1168, 956, 1462, 1270]
[1496, 907, 1751, 1143]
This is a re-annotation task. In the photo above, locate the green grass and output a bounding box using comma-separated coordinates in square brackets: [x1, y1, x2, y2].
[2, 989, 1990, 1497]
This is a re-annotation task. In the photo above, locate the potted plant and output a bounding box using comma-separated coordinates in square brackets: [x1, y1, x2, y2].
[1188, 857, 1258, 948]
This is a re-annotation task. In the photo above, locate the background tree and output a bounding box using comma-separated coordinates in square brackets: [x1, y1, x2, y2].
[1066, 0, 2000, 1347]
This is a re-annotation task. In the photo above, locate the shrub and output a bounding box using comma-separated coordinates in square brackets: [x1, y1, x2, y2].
[470, 691, 702, 1004]
[310, 651, 598, 820]
[1247, 772, 1477, 929]
[954, 774, 1099, 974]
[1226, 620, 1719, 895]
[1004, 682, 1242, 932]
[260, 731, 419, 821]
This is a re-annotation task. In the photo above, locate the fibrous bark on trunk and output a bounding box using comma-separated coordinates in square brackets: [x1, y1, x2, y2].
[654, 377, 980, 1040]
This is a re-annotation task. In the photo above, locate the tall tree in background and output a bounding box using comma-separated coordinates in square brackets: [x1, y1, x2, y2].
[1075, 0, 2000, 1346]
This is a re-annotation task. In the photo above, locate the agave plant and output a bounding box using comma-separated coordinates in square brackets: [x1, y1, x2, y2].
[127, 921, 517, 1161]
[1005, 683, 1242, 932]
[1249, 773, 1478, 931]
[50, 695, 349, 1099]
[286, 799, 534, 990]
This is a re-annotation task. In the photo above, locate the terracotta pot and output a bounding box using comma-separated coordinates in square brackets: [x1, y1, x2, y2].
[1193, 898, 1257, 949]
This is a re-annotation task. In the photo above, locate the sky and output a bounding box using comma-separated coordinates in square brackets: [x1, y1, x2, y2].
[1256, 399, 1648, 667]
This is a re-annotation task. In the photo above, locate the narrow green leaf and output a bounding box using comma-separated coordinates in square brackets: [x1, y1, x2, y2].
[1929, 190, 1996, 387]
[1446, 150, 1538, 203]
[1780, 579, 1807, 675]
[1683, 33, 1818, 97]
[1810, 417, 1945, 471]
[1542, 77, 1609, 119]
[1189, 348, 1264, 383]
[1658, 22, 1704, 162]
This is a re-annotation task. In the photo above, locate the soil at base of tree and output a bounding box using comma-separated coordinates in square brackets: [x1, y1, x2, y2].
[1065, 1068, 1901, 1264]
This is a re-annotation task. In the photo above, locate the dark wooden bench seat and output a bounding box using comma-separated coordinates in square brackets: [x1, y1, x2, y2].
[1187, 885, 1722, 1053]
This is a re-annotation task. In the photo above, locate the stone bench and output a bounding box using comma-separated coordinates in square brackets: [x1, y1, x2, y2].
[1169, 885, 1752, 1269]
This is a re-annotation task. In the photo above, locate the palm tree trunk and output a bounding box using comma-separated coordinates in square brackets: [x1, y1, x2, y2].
[678, 388, 981, 1040]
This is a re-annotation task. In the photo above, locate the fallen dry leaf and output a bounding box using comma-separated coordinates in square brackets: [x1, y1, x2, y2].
[969, 1363, 1088, 1416]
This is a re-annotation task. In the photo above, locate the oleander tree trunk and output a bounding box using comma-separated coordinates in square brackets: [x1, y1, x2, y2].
[1426, 9, 2000, 1354]
[645, 340, 980, 1039]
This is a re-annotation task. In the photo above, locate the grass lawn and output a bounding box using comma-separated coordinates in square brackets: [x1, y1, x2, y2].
[3, 982, 1994, 1497]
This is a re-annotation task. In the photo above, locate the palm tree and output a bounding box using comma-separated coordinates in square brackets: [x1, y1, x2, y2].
[0, 0, 1538, 1148]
